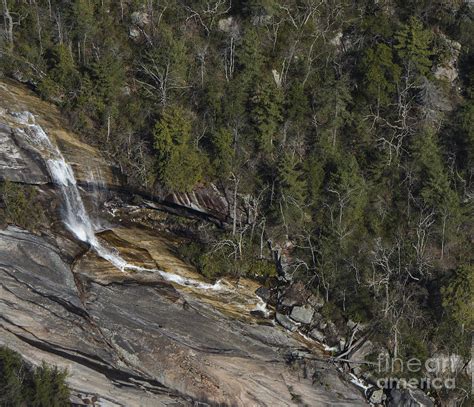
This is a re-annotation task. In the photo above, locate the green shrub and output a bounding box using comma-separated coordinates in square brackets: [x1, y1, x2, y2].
[0, 181, 44, 231]
[31, 363, 70, 407]
[0, 347, 24, 406]
[320, 302, 344, 326]
[0, 347, 70, 407]
[176, 237, 276, 280]
[441, 264, 474, 333]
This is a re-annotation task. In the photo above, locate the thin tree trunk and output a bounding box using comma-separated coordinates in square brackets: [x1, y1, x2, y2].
[35, 3, 43, 54]
[232, 174, 239, 236]
[2, 0, 14, 49]
[106, 115, 111, 143]
[441, 214, 446, 260]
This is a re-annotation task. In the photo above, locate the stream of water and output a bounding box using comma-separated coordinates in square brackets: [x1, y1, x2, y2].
[10, 110, 226, 291]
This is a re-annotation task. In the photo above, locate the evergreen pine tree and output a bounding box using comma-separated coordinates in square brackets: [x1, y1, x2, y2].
[249, 77, 283, 154]
[395, 17, 433, 76]
[153, 106, 202, 192]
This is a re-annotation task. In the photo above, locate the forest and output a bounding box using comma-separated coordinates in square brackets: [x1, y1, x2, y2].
[0, 0, 473, 404]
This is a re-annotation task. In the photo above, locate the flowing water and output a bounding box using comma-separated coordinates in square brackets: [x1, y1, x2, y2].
[10, 110, 226, 291]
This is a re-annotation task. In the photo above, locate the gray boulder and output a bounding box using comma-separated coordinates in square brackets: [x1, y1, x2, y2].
[319, 320, 328, 330]
[350, 340, 374, 362]
[309, 328, 325, 342]
[218, 16, 239, 35]
[290, 305, 314, 324]
[311, 311, 323, 326]
[323, 321, 340, 347]
[368, 387, 384, 404]
[276, 312, 299, 332]
[308, 293, 324, 309]
[433, 36, 461, 84]
[129, 27, 140, 40]
[255, 286, 271, 302]
[280, 281, 310, 307]
[347, 319, 358, 330]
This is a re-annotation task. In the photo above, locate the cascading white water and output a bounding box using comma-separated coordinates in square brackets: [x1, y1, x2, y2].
[14, 117, 130, 271]
[46, 158, 97, 243]
[45, 158, 128, 270]
[10, 110, 225, 290]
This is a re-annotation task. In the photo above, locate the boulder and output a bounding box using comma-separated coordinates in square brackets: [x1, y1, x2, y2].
[352, 366, 362, 376]
[290, 305, 314, 324]
[280, 281, 310, 307]
[276, 312, 299, 332]
[218, 16, 239, 35]
[308, 293, 324, 309]
[311, 311, 323, 326]
[434, 66, 458, 83]
[255, 286, 271, 302]
[309, 328, 325, 342]
[433, 36, 461, 84]
[323, 321, 340, 347]
[129, 27, 140, 40]
[350, 340, 374, 362]
[319, 320, 328, 330]
[368, 387, 384, 404]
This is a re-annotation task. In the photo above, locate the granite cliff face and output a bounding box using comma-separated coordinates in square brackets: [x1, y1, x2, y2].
[0, 81, 367, 406]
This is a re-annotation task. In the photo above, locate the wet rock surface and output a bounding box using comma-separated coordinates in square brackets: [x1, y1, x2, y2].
[0, 226, 367, 406]
[276, 312, 299, 332]
[0, 122, 49, 184]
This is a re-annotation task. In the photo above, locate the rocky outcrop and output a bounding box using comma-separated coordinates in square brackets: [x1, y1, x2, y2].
[0, 226, 368, 406]
[0, 122, 49, 184]
[218, 16, 239, 35]
[0, 80, 120, 188]
[165, 184, 229, 222]
[434, 36, 461, 84]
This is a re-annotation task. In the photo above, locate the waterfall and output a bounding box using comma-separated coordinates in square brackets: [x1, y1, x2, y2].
[46, 159, 97, 243]
[15, 118, 130, 271]
[10, 111, 225, 290]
